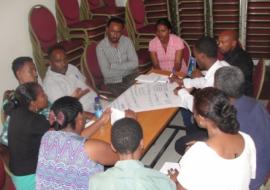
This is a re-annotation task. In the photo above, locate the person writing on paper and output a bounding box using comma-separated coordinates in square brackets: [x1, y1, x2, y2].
[169, 87, 256, 190]
[36, 96, 118, 190]
[149, 18, 186, 73]
[90, 118, 176, 190]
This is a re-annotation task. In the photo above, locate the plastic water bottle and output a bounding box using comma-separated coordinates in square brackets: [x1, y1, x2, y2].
[187, 56, 197, 77]
[94, 96, 103, 118]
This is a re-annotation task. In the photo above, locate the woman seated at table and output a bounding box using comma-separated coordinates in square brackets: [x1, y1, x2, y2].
[36, 96, 118, 190]
[169, 87, 256, 190]
[149, 18, 186, 73]
[5, 82, 50, 190]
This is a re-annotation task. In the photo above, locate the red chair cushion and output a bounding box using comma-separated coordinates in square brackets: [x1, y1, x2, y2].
[68, 17, 107, 28]
[129, 0, 145, 29]
[137, 49, 151, 67]
[60, 39, 83, 52]
[104, 0, 116, 7]
[91, 6, 124, 14]
[88, 0, 102, 9]
[137, 24, 156, 33]
[30, 6, 57, 50]
[86, 42, 104, 86]
[57, 0, 80, 25]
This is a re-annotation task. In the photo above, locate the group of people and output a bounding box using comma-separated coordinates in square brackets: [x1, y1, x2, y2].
[0, 15, 269, 190]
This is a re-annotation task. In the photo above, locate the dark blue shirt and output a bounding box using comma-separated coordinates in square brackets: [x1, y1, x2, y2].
[234, 96, 270, 189]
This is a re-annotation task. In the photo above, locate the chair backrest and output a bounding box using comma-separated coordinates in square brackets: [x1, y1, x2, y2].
[182, 39, 191, 67]
[57, 0, 80, 25]
[104, 0, 116, 7]
[81, 42, 104, 90]
[128, 0, 146, 29]
[88, 0, 103, 10]
[29, 5, 57, 52]
[253, 59, 266, 99]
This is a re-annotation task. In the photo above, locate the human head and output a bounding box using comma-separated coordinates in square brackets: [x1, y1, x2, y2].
[49, 96, 84, 133]
[48, 44, 68, 74]
[214, 66, 245, 98]
[218, 30, 238, 54]
[106, 17, 125, 44]
[4, 82, 48, 114]
[193, 36, 218, 70]
[155, 18, 172, 43]
[12, 57, 38, 84]
[193, 87, 239, 134]
[111, 118, 143, 155]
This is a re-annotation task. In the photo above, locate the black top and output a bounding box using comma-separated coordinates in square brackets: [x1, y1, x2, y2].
[224, 45, 254, 96]
[8, 107, 50, 176]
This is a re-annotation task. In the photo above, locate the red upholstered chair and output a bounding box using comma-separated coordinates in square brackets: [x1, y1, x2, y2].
[81, 42, 114, 97]
[253, 59, 266, 99]
[29, 5, 84, 78]
[81, 0, 125, 20]
[56, 0, 107, 43]
[126, 0, 156, 49]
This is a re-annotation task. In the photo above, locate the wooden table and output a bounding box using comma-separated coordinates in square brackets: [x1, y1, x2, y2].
[91, 69, 184, 153]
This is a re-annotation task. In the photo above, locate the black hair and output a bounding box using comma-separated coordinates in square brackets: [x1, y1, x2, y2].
[3, 82, 41, 114]
[155, 18, 172, 30]
[107, 17, 125, 27]
[48, 43, 66, 60]
[215, 66, 245, 98]
[193, 87, 239, 134]
[50, 96, 83, 131]
[194, 36, 218, 58]
[12, 57, 33, 78]
[111, 118, 143, 154]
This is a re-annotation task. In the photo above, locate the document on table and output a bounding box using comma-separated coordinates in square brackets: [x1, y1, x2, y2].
[110, 82, 182, 112]
[135, 73, 169, 83]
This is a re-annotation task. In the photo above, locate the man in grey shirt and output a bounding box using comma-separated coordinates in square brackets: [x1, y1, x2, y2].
[96, 17, 139, 97]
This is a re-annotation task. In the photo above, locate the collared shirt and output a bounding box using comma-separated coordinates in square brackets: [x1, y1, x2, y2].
[149, 34, 185, 72]
[177, 60, 230, 111]
[234, 96, 270, 190]
[96, 36, 138, 84]
[89, 160, 176, 190]
[43, 64, 97, 113]
[178, 132, 256, 190]
[224, 45, 254, 96]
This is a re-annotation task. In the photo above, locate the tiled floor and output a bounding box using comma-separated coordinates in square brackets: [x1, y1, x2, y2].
[141, 110, 186, 170]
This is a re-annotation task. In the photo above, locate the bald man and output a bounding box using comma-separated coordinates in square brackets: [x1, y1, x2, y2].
[218, 30, 254, 96]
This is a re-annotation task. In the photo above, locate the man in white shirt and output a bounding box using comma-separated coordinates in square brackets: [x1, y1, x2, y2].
[43, 44, 97, 113]
[171, 36, 229, 111]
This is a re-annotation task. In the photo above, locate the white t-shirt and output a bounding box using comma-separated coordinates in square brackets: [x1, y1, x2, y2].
[43, 64, 97, 113]
[178, 132, 256, 190]
[177, 60, 230, 111]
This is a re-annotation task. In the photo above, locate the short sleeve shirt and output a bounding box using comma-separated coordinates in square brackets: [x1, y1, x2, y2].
[149, 34, 184, 71]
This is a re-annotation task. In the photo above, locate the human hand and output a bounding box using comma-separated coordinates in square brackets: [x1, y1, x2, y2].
[168, 168, 179, 183]
[169, 74, 183, 86]
[72, 88, 90, 99]
[99, 108, 111, 124]
[125, 109, 137, 120]
[173, 86, 182, 95]
[191, 69, 203, 78]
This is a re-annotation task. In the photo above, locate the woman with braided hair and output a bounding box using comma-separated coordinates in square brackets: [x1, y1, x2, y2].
[169, 87, 256, 190]
[36, 96, 118, 190]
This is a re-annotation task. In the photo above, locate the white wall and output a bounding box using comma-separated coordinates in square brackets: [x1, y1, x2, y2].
[0, 1, 55, 131]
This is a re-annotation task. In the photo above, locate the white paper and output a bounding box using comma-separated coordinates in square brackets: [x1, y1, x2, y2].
[159, 162, 181, 175]
[136, 73, 169, 83]
[110, 82, 182, 112]
[111, 108, 125, 125]
[85, 120, 95, 128]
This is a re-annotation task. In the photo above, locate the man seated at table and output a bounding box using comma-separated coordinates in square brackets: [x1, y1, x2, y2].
[170, 36, 229, 130]
[89, 118, 176, 190]
[175, 66, 270, 190]
[218, 30, 254, 96]
[43, 44, 97, 113]
[96, 17, 139, 97]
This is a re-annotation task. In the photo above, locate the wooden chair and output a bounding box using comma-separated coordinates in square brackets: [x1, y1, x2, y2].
[253, 59, 266, 99]
[81, 0, 125, 20]
[125, 0, 156, 49]
[56, 0, 107, 43]
[29, 5, 84, 78]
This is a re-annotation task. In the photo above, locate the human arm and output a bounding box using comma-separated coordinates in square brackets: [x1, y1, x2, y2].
[168, 169, 186, 190]
[183, 77, 207, 89]
[176, 88, 194, 112]
[84, 139, 119, 166]
[81, 108, 111, 138]
[150, 51, 161, 69]
[173, 49, 183, 72]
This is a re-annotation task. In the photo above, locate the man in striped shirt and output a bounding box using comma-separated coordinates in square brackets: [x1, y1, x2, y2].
[96, 17, 138, 97]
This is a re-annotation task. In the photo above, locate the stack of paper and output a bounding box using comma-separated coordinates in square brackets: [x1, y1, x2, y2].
[159, 162, 181, 175]
[135, 73, 169, 83]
